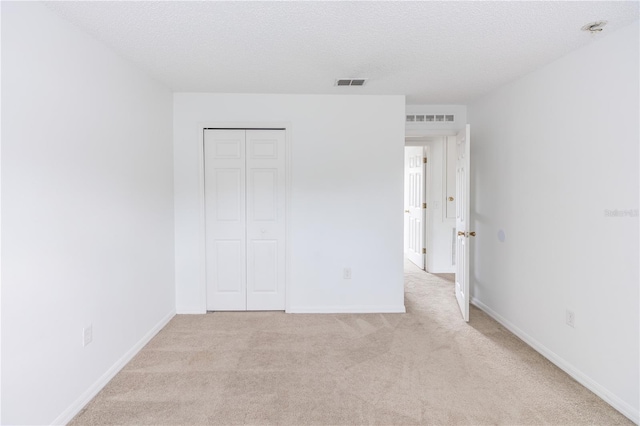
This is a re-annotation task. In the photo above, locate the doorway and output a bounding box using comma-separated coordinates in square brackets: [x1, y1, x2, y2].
[404, 125, 472, 322]
[404, 137, 456, 275]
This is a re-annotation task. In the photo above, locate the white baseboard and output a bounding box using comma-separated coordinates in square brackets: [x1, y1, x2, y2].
[287, 305, 406, 314]
[471, 297, 639, 425]
[176, 307, 207, 314]
[426, 269, 455, 274]
[51, 310, 176, 426]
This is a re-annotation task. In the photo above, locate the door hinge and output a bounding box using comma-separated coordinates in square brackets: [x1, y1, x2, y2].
[422, 203, 427, 209]
[423, 157, 427, 164]
[422, 248, 426, 254]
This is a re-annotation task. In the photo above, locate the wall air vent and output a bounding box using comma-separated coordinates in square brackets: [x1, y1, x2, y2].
[335, 78, 368, 87]
[406, 114, 455, 123]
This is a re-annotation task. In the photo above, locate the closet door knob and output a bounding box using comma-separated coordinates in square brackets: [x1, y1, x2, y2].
[448, 197, 454, 202]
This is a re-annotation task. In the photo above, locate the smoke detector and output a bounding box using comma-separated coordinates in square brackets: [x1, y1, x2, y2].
[581, 21, 607, 33]
[335, 78, 367, 86]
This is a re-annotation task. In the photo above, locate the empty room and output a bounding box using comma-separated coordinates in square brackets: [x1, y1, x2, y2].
[1, 1, 638, 425]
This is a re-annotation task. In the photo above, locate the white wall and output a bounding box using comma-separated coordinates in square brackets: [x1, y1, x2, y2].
[469, 21, 639, 422]
[1, 3, 175, 424]
[173, 94, 405, 314]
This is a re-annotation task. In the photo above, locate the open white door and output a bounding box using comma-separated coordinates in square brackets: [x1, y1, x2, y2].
[455, 124, 471, 321]
[405, 146, 425, 269]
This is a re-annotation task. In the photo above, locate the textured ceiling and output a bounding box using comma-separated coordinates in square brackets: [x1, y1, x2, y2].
[45, 1, 639, 104]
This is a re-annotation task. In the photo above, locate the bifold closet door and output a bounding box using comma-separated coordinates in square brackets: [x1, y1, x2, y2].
[204, 129, 286, 311]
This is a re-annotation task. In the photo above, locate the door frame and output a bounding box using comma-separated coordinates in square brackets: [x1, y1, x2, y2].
[197, 122, 293, 313]
[405, 133, 454, 273]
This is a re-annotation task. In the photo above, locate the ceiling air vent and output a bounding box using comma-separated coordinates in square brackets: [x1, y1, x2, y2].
[335, 78, 368, 86]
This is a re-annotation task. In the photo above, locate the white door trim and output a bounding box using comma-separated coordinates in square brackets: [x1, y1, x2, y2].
[405, 136, 448, 273]
[422, 145, 431, 271]
[196, 122, 292, 313]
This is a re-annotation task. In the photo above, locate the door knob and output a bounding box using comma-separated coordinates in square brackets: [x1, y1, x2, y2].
[469, 232, 476, 237]
[458, 231, 465, 236]
[448, 197, 454, 202]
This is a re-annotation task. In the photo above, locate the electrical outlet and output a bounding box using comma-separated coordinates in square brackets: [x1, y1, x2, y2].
[343, 267, 352, 279]
[83, 324, 93, 347]
[565, 310, 575, 328]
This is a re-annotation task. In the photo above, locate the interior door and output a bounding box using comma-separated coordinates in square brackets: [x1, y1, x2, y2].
[204, 129, 286, 311]
[204, 129, 247, 311]
[405, 146, 425, 269]
[455, 124, 471, 321]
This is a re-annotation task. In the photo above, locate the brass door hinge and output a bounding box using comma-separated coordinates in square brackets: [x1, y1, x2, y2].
[422, 203, 427, 209]
[423, 157, 427, 164]
[457, 231, 477, 238]
[422, 248, 426, 254]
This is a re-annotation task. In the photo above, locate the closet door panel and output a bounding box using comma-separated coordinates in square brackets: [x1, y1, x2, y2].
[204, 129, 247, 311]
[246, 130, 286, 310]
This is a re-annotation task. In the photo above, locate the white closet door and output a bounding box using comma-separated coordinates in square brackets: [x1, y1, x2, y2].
[246, 130, 286, 310]
[204, 129, 247, 311]
[204, 129, 286, 311]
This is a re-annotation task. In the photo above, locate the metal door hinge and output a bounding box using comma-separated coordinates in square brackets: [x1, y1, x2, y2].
[422, 203, 427, 209]
[422, 248, 426, 254]
[423, 157, 427, 164]
[457, 231, 477, 238]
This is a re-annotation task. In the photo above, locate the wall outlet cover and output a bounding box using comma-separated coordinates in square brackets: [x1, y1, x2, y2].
[343, 268, 352, 279]
[565, 310, 575, 328]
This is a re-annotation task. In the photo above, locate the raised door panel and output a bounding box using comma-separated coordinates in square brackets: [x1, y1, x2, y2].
[214, 241, 243, 293]
[215, 169, 242, 221]
[249, 240, 278, 292]
[250, 169, 277, 221]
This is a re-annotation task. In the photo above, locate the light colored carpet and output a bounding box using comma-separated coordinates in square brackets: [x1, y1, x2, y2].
[70, 260, 631, 425]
